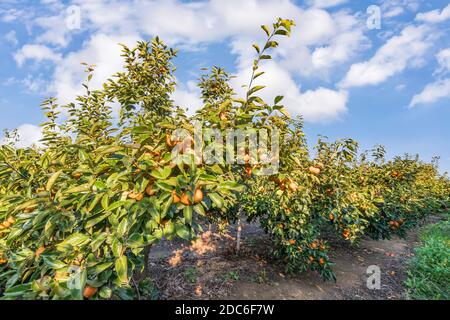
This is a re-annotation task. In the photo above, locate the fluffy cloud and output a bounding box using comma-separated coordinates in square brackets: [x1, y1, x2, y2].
[307, 0, 348, 8]
[172, 81, 202, 115]
[14, 44, 61, 66]
[1, 124, 43, 148]
[339, 25, 433, 88]
[409, 78, 450, 107]
[380, 0, 421, 18]
[409, 48, 450, 107]
[4, 30, 18, 46]
[416, 4, 450, 24]
[22, 0, 363, 123]
[436, 48, 450, 73]
[50, 33, 139, 105]
[232, 62, 348, 122]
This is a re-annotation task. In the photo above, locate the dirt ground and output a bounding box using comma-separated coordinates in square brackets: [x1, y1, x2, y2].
[146, 217, 441, 300]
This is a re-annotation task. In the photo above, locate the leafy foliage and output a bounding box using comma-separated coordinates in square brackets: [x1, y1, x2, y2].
[0, 18, 449, 299]
[406, 220, 450, 300]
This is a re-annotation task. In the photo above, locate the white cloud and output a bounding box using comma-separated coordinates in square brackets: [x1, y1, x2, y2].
[416, 4, 450, 24]
[4, 30, 18, 46]
[436, 48, 450, 73]
[309, 12, 370, 72]
[35, 13, 72, 47]
[307, 0, 348, 8]
[232, 62, 348, 122]
[1, 124, 43, 148]
[380, 0, 421, 17]
[50, 33, 139, 105]
[409, 48, 450, 107]
[409, 78, 450, 107]
[14, 44, 61, 66]
[172, 81, 202, 115]
[339, 25, 433, 88]
[35, 0, 364, 123]
[22, 74, 49, 93]
[384, 7, 404, 18]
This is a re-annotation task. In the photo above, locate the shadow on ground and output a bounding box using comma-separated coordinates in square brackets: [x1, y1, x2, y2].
[146, 216, 441, 300]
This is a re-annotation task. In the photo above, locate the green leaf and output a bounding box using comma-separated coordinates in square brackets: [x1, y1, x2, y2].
[117, 218, 128, 238]
[151, 166, 172, 180]
[115, 256, 128, 285]
[85, 212, 112, 229]
[46, 170, 62, 191]
[208, 193, 224, 208]
[65, 183, 91, 194]
[183, 206, 193, 225]
[254, 71, 265, 79]
[264, 41, 278, 50]
[106, 200, 127, 212]
[111, 237, 123, 257]
[176, 225, 190, 240]
[218, 181, 244, 193]
[275, 29, 288, 36]
[56, 233, 90, 252]
[101, 194, 109, 211]
[90, 232, 108, 251]
[3, 283, 32, 297]
[274, 95, 284, 105]
[95, 145, 124, 155]
[99, 286, 112, 299]
[42, 256, 67, 269]
[261, 25, 270, 37]
[278, 107, 290, 118]
[252, 44, 260, 54]
[248, 85, 265, 96]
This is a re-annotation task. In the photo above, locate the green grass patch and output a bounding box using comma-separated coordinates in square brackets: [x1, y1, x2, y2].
[405, 219, 450, 300]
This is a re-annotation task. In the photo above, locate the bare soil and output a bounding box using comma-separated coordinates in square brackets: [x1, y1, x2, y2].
[146, 216, 441, 300]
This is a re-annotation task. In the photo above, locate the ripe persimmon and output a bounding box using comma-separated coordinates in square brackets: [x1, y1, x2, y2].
[342, 230, 350, 239]
[24, 207, 35, 213]
[83, 286, 97, 299]
[35, 246, 45, 258]
[165, 133, 177, 147]
[309, 166, 321, 175]
[219, 112, 228, 121]
[315, 162, 325, 170]
[288, 182, 298, 192]
[194, 188, 204, 203]
[319, 258, 325, 265]
[244, 167, 252, 176]
[180, 193, 191, 206]
[329, 213, 334, 221]
[172, 191, 181, 204]
[1, 221, 11, 228]
[145, 184, 157, 196]
[128, 192, 137, 199]
[135, 193, 144, 201]
[289, 239, 296, 245]
[72, 172, 82, 180]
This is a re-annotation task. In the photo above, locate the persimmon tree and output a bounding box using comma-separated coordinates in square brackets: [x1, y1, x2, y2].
[0, 18, 449, 299]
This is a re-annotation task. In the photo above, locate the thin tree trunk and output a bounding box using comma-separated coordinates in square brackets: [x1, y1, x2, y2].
[236, 208, 243, 254]
[143, 245, 152, 276]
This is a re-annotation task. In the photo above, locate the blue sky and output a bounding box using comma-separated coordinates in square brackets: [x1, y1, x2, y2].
[1, 0, 450, 172]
